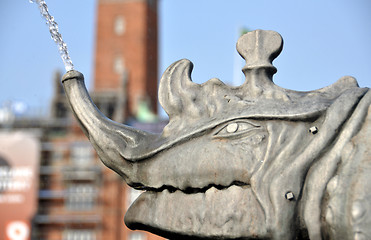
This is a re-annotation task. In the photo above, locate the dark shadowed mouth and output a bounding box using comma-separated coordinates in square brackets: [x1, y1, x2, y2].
[129, 180, 250, 194]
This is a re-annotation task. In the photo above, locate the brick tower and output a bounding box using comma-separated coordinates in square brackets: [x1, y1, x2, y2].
[94, 0, 158, 121]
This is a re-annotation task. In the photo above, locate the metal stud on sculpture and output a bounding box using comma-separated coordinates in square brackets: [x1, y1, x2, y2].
[62, 30, 370, 239]
[309, 126, 319, 134]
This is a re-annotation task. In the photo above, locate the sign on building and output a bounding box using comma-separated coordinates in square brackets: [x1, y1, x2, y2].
[0, 132, 40, 240]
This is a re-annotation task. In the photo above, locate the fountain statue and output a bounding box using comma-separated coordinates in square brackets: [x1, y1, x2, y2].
[60, 29, 371, 239]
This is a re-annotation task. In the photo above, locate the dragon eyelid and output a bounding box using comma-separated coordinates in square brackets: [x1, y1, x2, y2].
[213, 120, 260, 138]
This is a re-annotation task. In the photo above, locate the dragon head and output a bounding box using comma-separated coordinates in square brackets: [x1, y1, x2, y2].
[62, 30, 369, 239]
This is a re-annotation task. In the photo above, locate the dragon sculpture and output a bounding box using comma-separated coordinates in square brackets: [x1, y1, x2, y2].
[62, 30, 370, 239]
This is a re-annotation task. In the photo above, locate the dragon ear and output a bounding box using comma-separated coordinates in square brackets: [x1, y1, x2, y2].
[158, 59, 201, 119]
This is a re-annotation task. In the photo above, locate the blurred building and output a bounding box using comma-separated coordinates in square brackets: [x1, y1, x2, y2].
[0, 0, 167, 240]
[0, 132, 40, 240]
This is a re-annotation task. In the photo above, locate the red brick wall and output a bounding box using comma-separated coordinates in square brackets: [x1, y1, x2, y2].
[94, 0, 158, 116]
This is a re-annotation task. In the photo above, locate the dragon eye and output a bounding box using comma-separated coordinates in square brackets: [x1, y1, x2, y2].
[213, 120, 261, 139]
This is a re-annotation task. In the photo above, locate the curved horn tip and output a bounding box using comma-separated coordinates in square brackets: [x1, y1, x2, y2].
[171, 58, 193, 70]
[337, 76, 359, 88]
[62, 70, 84, 83]
[177, 58, 192, 64]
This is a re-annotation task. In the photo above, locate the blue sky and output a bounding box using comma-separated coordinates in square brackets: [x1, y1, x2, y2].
[0, 0, 370, 116]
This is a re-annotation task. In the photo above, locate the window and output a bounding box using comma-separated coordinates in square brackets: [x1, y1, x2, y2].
[65, 184, 96, 211]
[70, 143, 93, 166]
[113, 55, 125, 75]
[114, 15, 126, 36]
[63, 229, 96, 240]
[129, 232, 146, 240]
[51, 148, 64, 162]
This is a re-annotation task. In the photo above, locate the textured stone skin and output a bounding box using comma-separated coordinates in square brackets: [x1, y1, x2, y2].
[62, 30, 370, 239]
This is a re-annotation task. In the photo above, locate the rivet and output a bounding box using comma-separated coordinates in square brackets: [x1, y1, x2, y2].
[226, 123, 239, 133]
[285, 191, 295, 201]
[309, 126, 318, 134]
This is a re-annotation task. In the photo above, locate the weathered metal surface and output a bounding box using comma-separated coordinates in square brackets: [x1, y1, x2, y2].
[62, 30, 370, 239]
